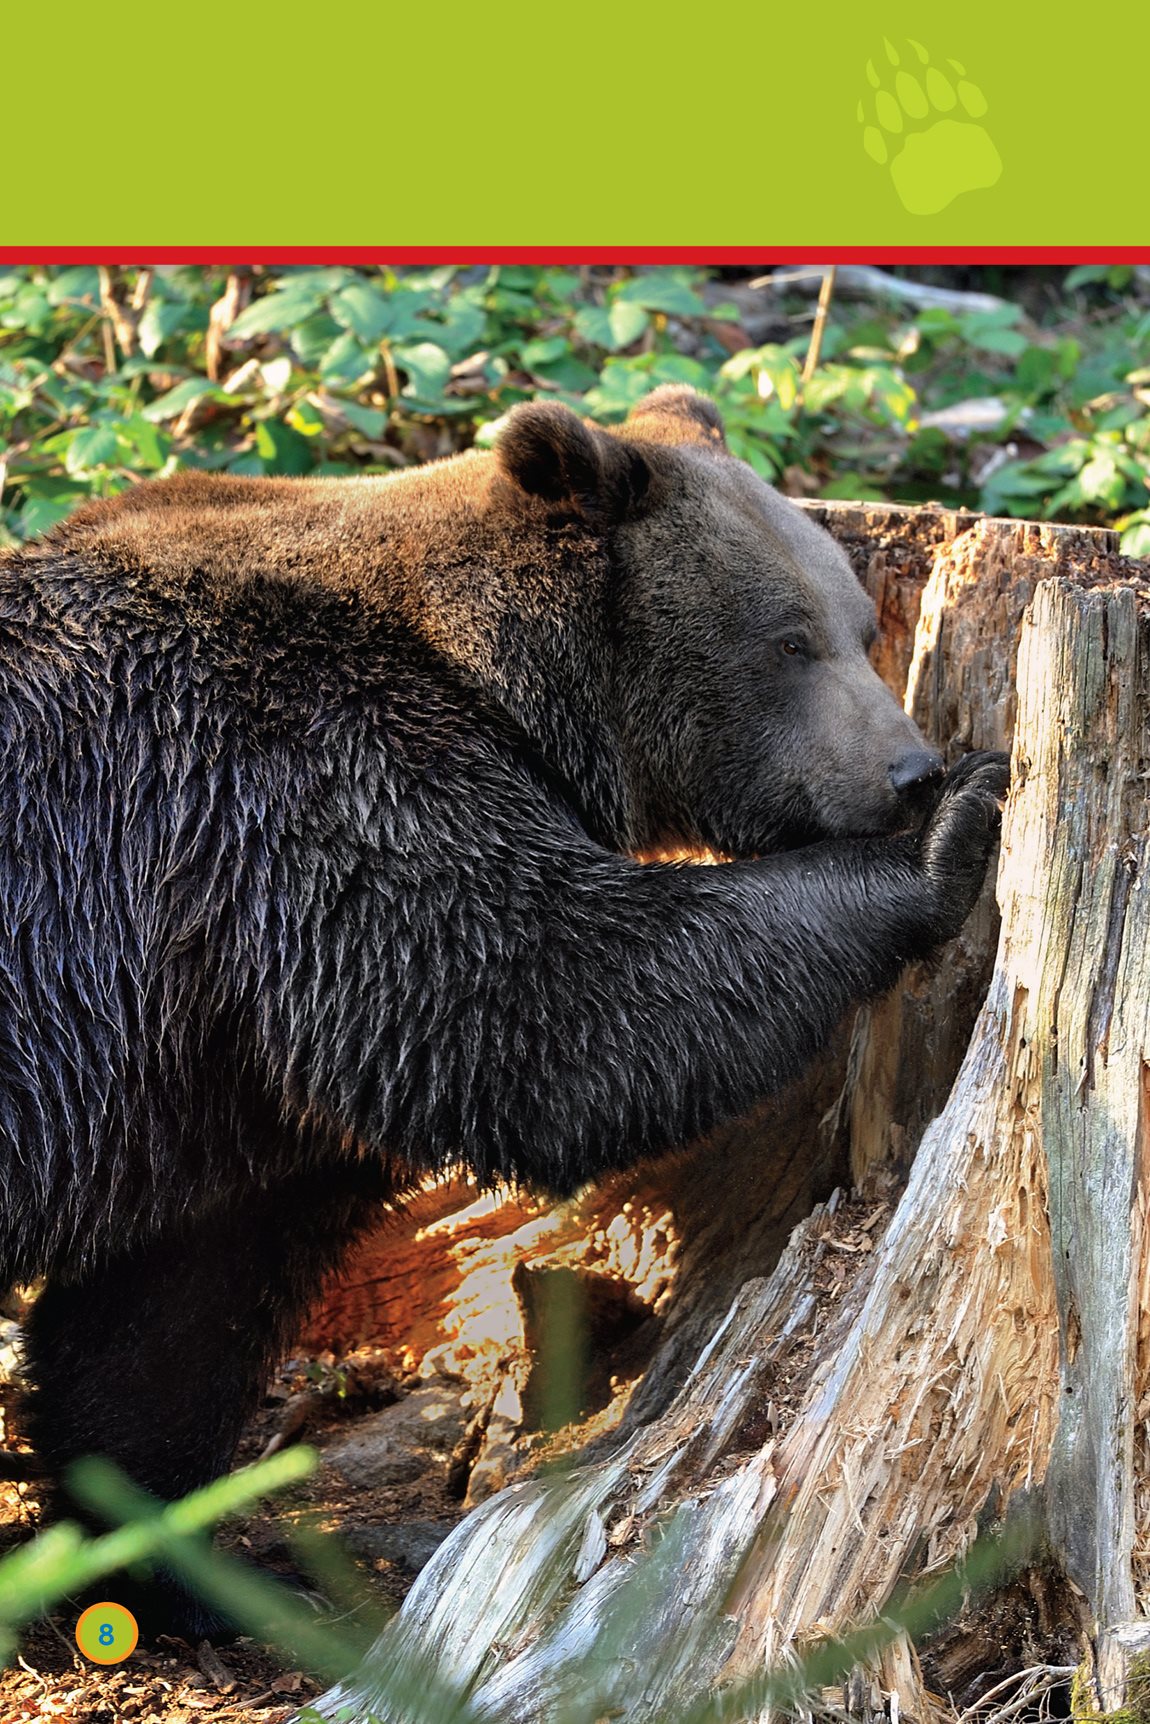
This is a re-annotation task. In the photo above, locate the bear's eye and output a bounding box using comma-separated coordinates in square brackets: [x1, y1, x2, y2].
[780, 637, 807, 659]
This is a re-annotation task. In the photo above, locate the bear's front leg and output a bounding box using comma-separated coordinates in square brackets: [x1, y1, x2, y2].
[263, 747, 1009, 1198]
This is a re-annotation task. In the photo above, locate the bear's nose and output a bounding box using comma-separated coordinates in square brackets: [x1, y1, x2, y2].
[889, 748, 945, 795]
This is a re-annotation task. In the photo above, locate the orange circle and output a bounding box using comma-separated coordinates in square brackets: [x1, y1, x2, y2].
[75, 1601, 139, 1664]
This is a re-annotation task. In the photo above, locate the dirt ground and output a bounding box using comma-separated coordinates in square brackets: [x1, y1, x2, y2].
[0, 1348, 464, 1724]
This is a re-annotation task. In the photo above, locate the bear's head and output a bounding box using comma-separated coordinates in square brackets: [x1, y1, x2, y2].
[495, 386, 940, 859]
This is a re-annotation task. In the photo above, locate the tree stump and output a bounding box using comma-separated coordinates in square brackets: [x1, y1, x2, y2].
[304, 507, 1150, 1724]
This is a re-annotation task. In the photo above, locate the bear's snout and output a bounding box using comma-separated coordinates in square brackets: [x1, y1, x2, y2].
[888, 748, 945, 798]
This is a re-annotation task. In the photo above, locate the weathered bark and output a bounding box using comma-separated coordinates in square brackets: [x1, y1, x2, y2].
[834, 512, 1128, 1194]
[304, 510, 1150, 1724]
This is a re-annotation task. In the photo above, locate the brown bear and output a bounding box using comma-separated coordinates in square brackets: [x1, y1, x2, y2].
[0, 385, 1006, 1631]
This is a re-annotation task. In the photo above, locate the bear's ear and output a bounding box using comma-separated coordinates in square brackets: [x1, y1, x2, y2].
[496, 403, 650, 515]
[624, 385, 727, 451]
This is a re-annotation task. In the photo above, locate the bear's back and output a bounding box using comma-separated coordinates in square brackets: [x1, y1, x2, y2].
[6, 460, 494, 610]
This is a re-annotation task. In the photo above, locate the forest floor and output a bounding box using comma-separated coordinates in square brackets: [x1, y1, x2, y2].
[0, 1344, 464, 1724]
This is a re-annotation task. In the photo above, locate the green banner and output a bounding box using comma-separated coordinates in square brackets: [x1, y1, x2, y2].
[3, 2, 1146, 247]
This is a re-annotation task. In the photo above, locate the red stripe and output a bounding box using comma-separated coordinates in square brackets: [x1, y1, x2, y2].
[1, 248, 1148, 266]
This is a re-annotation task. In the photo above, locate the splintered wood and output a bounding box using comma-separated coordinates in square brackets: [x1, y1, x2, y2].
[308, 512, 1150, 1724]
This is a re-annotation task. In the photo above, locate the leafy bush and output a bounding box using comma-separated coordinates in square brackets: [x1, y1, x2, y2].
[1, 264, 1147, 556]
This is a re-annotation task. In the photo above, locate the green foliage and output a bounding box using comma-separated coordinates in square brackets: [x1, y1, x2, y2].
[0, 265, 1147, 556]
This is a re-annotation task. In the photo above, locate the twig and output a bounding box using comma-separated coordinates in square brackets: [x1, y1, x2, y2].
[801, 266, 837, 392]
[98, 266, 139, 361]
[130, 267, 153, 313]
[258, 1389, 321, 1461]
[196, 1638, 238, 1693]
[957, 1663, 1077, 1724]
[380, 342, 400, 402]
[206, 270, 250, 382]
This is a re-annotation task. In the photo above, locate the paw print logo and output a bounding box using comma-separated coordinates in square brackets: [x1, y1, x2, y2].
[858, 39, 1003, 215]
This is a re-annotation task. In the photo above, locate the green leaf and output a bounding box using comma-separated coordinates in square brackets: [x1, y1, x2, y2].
[228, 284, 328, 341]
[1093, 400, 1143, 432]
[574, 306, 613, 349]
[291, 314, 342, 367]
[521, 337, 569, 367]
[574, 303, 649, 352]
[541, 270, 583, 303]
[1013, 346, 1059, 399]
[1044, 477, 1087, 515]
[1077, 448, 1126, 508]
[525, 353, 599, 393]
[799, 372, 850, 413]
[18, 492, 86, 538]
[1031, 440, 1091, 474]
[254, 419, 313, 475]
[286, 398, 327, 436]
[986, 465, 1059, 497]
[394, 341, 452, 401]
[961, 301, 1023, 328]
[583, 359, 657, 419]
[318, 332, 375, 388]
[383, 289, 439, 341]
[1119, 512, 1150, 559]
[44, 267, 100, 307]
[338, 400, 389, 439]
[137, 297, 197, 359]
[719, 349, 760, 383]
[743, 352, 801, 413]
[914, 307, 959, 334]
[1, 286, 51, 332]
[970, 327, 1029, 357]
[820, 473, 889, 501]
[274, 266, 358, 294]
[143, 377, 228, 421]
[489, 265, 541, 291]
[65, 423, 119, 477]
[437, 295, 486, 358]
[1055, 337, 1082, 379]
[117, 416, 171, 470]
[1065, 264, 1112, 290]
[615, 275, 708, 316]
[648, 353, 711, 389]
[330, 284, 395, 345]
[608, 302, 649, 349]
[724, 431, 781, 479]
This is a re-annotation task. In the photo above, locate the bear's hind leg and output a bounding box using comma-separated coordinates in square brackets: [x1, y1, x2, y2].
[22, 1171, 378, 1637]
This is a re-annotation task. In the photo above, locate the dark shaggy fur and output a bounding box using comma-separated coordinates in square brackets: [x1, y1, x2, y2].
[0, 386, 1006, 1629]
